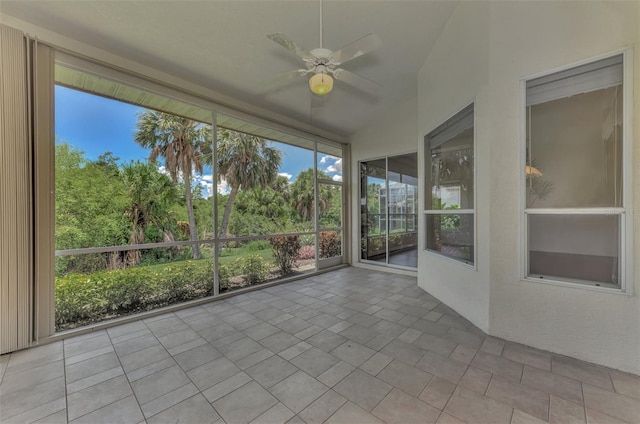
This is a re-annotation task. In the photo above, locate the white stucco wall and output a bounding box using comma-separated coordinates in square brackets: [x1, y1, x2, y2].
[414, 1, 639, 374]
[417, 1, 492, 333]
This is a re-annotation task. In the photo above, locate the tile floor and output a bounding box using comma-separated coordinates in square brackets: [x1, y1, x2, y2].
[1, 267, 638, 424]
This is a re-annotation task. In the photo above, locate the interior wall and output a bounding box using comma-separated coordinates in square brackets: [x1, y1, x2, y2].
[416, 1, 639, 373]
[486, 0, 639, 374]
[349, 94, 418, 275]
[417, 1, 492, 332]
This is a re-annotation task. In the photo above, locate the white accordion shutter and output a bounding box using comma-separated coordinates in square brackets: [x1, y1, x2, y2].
[0, 24, 33, 354]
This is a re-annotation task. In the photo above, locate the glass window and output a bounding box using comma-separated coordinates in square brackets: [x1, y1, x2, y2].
[53, 59, 345, 332]
[524, 54, 627, 288]
[360, 154, 418, 269]
[425, 103, 475, 265]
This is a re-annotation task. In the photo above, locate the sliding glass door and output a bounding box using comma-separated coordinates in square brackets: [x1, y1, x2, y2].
[360, 153, 418, 268]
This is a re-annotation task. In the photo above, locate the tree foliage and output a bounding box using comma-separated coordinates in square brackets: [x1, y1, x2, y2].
[134, 111, 212, 259]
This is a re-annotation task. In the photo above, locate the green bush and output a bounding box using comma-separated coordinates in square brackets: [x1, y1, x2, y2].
[218, 263, 231, 290]
[244, 240, 270, 252]
[319, 231, 341, 258]
[236, 254, 270, 284]
[55, 260, 215, 330]
[269, 236, 301, 275]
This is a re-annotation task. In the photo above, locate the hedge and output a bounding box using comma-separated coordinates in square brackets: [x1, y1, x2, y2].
[56, 260, 217, 329]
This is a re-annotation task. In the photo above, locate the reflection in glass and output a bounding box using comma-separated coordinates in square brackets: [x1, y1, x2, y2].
[426, 214, 474, 264]
[528, 214, 620, 286]
[429, 129, 474, 210]
[360, 154, 418, 268]
[526, 86, 622, 208]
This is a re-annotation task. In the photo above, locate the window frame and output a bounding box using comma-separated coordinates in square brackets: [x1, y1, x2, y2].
[519, 49, 634, 294]
[424, 102, 477, 268]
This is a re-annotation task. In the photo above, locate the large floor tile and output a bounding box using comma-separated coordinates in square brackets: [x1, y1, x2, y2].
[202, 371, 252, 402]
[324, 401, 385, 424]
[444, 386, 513, 424]
[610, 370, 640, 400]
[172, 342, 221, 372]
[219, 336, 264, 362]
[317, 361, 355, 387]
[485, 375, 549, 421]
[65, 351, 120, 383]
[0, 360, 64, 394]
[333, 369, 392, 411]
[71, 394, 144, 424]
[259, 332, 302, 353]
[249, 402, 294, 424]
[380, 339, 426, 366]
[372, 388, 440, 424]
[246, 355, 299, 388]
[552, 355, 614, 391]
[213, 381, 279, 424]
[549, 395, 585, 424]
[186, 356, 241, 391]
[67, 375, 132, 421]
[471, 351, 523, 382]
[306, 330, 348, 352]
[521, 365, 583, 405]
[1, 397, 66, 424]
[130, 364, 191, 405]
[298, 390, 347, 424]
[583, 382, 640, 424]
[419, 376, 456, 410]
[376, 359, 433, 397]
[416, 351, 468, 384]
[502, 342, 551, 371]
[331, 341, 376, 367]
[290, 347, 339, 377]
[269, 370, 328, 413]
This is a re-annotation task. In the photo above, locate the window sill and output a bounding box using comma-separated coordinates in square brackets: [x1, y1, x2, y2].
[523, 274, 630, 296]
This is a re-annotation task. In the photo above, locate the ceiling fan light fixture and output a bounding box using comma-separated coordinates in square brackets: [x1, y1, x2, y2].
[309, 72, 333, 95]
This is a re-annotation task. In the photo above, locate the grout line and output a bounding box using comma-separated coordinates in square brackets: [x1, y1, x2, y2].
[107, 321, 154, 421]
[581, 382, 588, 424]
[63, 343, 69, 424]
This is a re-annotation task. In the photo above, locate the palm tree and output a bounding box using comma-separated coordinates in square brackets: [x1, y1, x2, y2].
[135, 112, 212, 260]
[290, 168, 332, 221]
[216, 130, 282, 256]
[120, 161, 178, 266]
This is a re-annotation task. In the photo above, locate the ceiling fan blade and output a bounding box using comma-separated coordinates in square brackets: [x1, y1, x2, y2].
[331, 33, 381, 65]
[261, 69, 306, 90]
[334, 69, 381, 94]
[267, 33, 314, 60]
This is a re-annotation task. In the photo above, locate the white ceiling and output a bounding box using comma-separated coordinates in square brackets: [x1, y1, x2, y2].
[1, 1, 458, 137]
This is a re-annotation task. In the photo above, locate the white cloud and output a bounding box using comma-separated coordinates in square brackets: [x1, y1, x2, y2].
[192, 173, 230, 197]
[217, 178, 230, 195]
[320, 155, 337, 165]
[325, 158, 342, 175]
[332, 175, 343, 182]
[278, 172, 293, 180]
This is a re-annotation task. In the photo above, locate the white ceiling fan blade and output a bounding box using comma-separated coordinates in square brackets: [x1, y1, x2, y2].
[260, 69, 307, 91]
[331, 33, 381, 65]
[334, 69, 381, 94]
[267, 33, 314, 60]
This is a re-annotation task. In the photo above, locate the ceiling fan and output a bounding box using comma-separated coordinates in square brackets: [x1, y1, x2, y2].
[265, 0, 381, 97]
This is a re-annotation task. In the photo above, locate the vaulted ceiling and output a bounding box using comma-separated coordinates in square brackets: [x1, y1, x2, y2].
[1, 1, 458, 137]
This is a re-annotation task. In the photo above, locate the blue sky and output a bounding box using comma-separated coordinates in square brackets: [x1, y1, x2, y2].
[55, 86, 342, 196]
